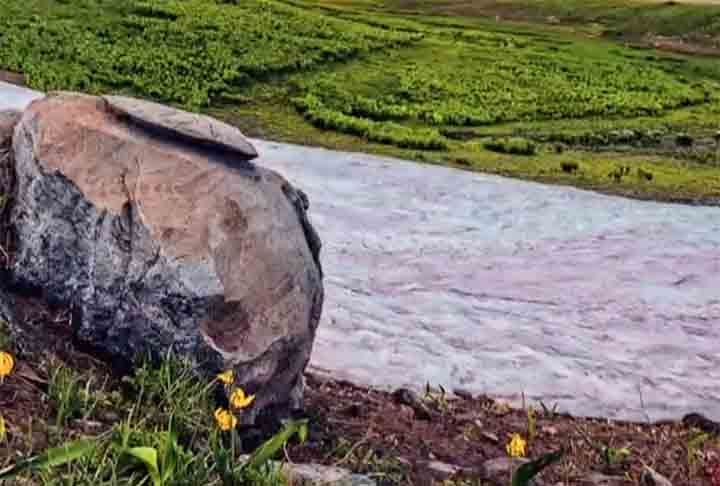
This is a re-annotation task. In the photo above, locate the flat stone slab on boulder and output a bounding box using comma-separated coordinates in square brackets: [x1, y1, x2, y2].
[103, 95, 258, 160]
[5, 92, 323, 420]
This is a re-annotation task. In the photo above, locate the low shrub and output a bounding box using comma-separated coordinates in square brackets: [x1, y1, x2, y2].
[483, 137, 537, 156]
[293, 95, 448, 150]
[608, 165, 631, 182]
[676, 133, 695, 147]
[560, 161, 579, 173]
[637, 167, 654, 181]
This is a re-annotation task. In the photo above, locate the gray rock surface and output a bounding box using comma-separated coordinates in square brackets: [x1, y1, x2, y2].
[580, 473, 626, 485]
[282, 463, 376, 486]
[0, 109, 20, 141]
[640, 466, 673, 486]
[0, 286, 13, 330]
[0, 111, 17, 336]
[422, 460, 462, 480]
[0, 110, 19, 276]
[5, 92, 323, 420]
[481, 457, 529, 478]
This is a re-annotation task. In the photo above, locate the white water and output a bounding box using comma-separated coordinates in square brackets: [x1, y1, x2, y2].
[4, 83, 719, 421]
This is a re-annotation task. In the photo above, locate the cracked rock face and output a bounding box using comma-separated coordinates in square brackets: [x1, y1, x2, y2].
[7, 92, 323, 421]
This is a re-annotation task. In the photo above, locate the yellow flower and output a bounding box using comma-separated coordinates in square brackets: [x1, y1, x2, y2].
[0, 415, 6, 442]
[214, 408, 237, 431]
[230, 387, 255, 410]
[506, 433, 527, 458]
[217, 369, 234, 385]
[0, 351, 14, 379]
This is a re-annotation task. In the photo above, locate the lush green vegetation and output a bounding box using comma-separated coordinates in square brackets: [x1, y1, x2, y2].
[292, 37, 714, 126]
[0, 322, 566, 486]
[0, 345, 309, 485]
[0, 0, 415, 107]
[1, 0, 720, 203]
[299, 0, 720, 42]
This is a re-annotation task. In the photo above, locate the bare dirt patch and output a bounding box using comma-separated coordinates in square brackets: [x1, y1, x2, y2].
[0, 70, 26, 87]
[290, 374, 720, 485]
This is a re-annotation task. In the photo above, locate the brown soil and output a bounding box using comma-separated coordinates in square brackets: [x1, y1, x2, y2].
[0, 70, 26, 87]
[642, 34, 720, 57]
[289, 375, 720, 485]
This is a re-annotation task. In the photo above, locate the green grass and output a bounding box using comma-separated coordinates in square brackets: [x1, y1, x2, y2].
[290, 34, 716, 126]
[1, 0, 720, 203]
[0, 346, 305, 485]
[0, 0, 415, 107]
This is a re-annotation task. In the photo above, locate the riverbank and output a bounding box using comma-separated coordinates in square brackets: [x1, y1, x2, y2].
[2, 313, 720, 486]
[2, 0, 720, 205]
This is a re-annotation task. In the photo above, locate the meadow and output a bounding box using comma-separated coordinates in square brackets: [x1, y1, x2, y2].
[2, 0, 720, 202]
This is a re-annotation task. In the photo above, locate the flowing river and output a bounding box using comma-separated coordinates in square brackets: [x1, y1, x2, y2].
[3, 83, 719, 421]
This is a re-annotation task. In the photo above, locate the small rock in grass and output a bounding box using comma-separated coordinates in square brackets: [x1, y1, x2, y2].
[581, 472, 626, 485]
[481, 431, 500, 444]
[392, 388, 420, 406]
[282, 462, 376, 486]
[481, 457, 529, 478]
[682, 412, 720, 435]
[453, 387, 474, 400]
[424, 460, 461, 480]
[640, 466, 673, 486]
[99, 411, 121, 423]
[391, 388, 432, 421]
[454, 411, 479, 422]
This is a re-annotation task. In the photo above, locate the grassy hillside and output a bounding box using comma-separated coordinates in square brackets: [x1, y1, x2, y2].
[303, 0, 720, 43]
[1, 0, 720, 203]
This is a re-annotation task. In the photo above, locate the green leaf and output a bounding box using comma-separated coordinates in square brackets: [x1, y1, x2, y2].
[512, 449, 565, 486]
[161, 440, 178, 483]
[688, 432, 710, 449]
[244, 419, 309, 470]
[0, 439, 95, 481]
[160, 422, 179, 483]
[126, 447, 162, 486]
[44, 440, 95, 468]
[298, 422, 309, 444]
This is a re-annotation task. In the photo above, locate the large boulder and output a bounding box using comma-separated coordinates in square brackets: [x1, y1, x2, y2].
[4, 92, 323, 420]
[0, 111, 19, 343]
[1, 109, 20, 267]
[0, 278, 13, 330]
